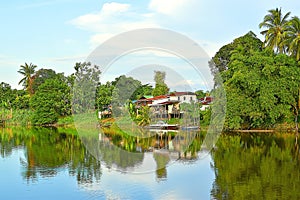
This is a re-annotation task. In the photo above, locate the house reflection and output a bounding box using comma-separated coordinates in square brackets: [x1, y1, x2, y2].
[98, 128, 203, 181]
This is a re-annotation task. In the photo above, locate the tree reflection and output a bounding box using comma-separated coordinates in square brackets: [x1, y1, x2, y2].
[0, 126, 206, 185]
[96, 128, 204, 179]
[0, 127, 102, 186]
[211, 134, 300, 200]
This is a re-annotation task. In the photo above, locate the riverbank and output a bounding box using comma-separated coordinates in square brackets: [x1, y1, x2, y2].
[2, 110, 299, 135]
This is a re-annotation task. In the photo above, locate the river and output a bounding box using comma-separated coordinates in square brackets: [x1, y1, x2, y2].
[0, 127, 299, 199]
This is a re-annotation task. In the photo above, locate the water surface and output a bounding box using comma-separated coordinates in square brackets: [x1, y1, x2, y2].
[0, 127, 299, 199]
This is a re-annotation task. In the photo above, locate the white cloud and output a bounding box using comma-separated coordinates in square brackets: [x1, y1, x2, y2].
[149, 0, 189, 15]
[69, 0, 229, 60]
[70, 2, 160, 47]
[101, 2, 130, 14]
[70, 2, 131, 32]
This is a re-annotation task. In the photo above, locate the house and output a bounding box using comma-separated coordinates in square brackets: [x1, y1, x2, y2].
[135, 95, 153, 108]
[199, 96, 213, 105]
[172, 92, 197, 104]
[147, 94, 180, 119]
[134, 92, 198, 120]
[98, 105, 112, 119]
[199, 96, 213, 111]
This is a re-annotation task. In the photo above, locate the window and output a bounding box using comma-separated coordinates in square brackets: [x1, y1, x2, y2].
[178, 97, 180, 101]
[183, 96, 186, 101]
[190, 97, 193, 101]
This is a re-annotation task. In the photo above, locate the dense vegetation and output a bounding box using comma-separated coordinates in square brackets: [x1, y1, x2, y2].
[210, 8, 300, 131]
[0, 62, 173, 126]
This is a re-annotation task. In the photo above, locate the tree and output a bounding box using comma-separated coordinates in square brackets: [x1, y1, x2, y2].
[131, 84, 153, 100]
[223, 45, 300, 130]
[195, 89, 207, 99]
[111, 75, 142, 103]
[286, 16, 300, 61]
[0, 82, 13, 120]
[0, 82, 13, 104]
[30, 78, 71, 125]
[13, 91, 30, 110]
[152, 71, 169, 96]
[72, 62, 101, 114]
[259, 8, 291, 53]
[95, 81, 114, 111]
[18, 63, 37, 96]
[32, 68, 64, 92]
[209, 31, 263, 82]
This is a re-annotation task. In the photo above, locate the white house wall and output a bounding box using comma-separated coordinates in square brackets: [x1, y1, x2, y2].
[178, 95, 197, 104]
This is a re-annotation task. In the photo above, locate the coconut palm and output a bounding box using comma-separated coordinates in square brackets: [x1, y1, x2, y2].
[18, 63, 37, 96]
[259, 8, 291, 53]
[286, 16, 300, 61]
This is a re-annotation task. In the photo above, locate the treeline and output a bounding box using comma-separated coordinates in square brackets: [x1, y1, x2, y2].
[1, 61, 206, 126]
[1, 63, 74, 125]
[0, 62, 153, 125]
[211, 8, 300, 131]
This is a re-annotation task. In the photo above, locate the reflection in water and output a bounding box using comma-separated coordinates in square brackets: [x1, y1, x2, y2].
[0, 126, 210, 199]
[0, 126, 204, 184]
[93, 127, 203, 180]
[211, 133, 300, 200]
[2, 126, 299, 199]
[0, 127, 101, 186]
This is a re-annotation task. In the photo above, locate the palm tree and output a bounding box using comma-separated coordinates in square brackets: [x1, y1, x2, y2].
[259, 8, 291, 53]
[286, 16, 300, 61]
[18, 63, 37, 96]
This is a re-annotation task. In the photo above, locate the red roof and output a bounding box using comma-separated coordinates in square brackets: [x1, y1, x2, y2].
[200, 96, 213, 105]
[147, 95, 169, 101]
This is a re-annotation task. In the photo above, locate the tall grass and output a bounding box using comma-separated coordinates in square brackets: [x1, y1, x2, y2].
[5, 109, 32, 126]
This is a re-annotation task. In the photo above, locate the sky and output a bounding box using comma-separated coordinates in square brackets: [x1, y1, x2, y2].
[1, 0, 300, 90]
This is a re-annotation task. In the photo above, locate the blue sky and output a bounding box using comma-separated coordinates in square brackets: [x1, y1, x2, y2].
[1, 0, 300, 89]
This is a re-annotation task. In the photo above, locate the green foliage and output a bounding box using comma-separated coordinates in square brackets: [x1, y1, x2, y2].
[195, 89, 207, 99]
[127, 101, 137, 119]
[13, 91, 30, 109]
[136, 106, 151, 126]
[30, 78, 71, 125]
[111, 75, 142, 104]
[286, 16, 300, 60]
[0, 82, 14, 110]
[223, 47, 300, 130]
[131, 84, 153, 100]
[72, 62, 101, 114]
[95, 81, 114, 111]
[152, 71, 169, 96]
[0, 127, 101, 184]
[210, 26, 300, 130]
[180, 102, 201, 126]
[57, 116, 74, 126]
[5, 109, 32, 126]
[212, 134, 300, 199]
[167, 118, 180, 125]
[17, 62, 37, 96]
[259, 8, 291, 53]
[32, 68, 65, 92]
[200, 108, 212, 126]
[209, 31, 263, 77]
[260, 8, 300, 61]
